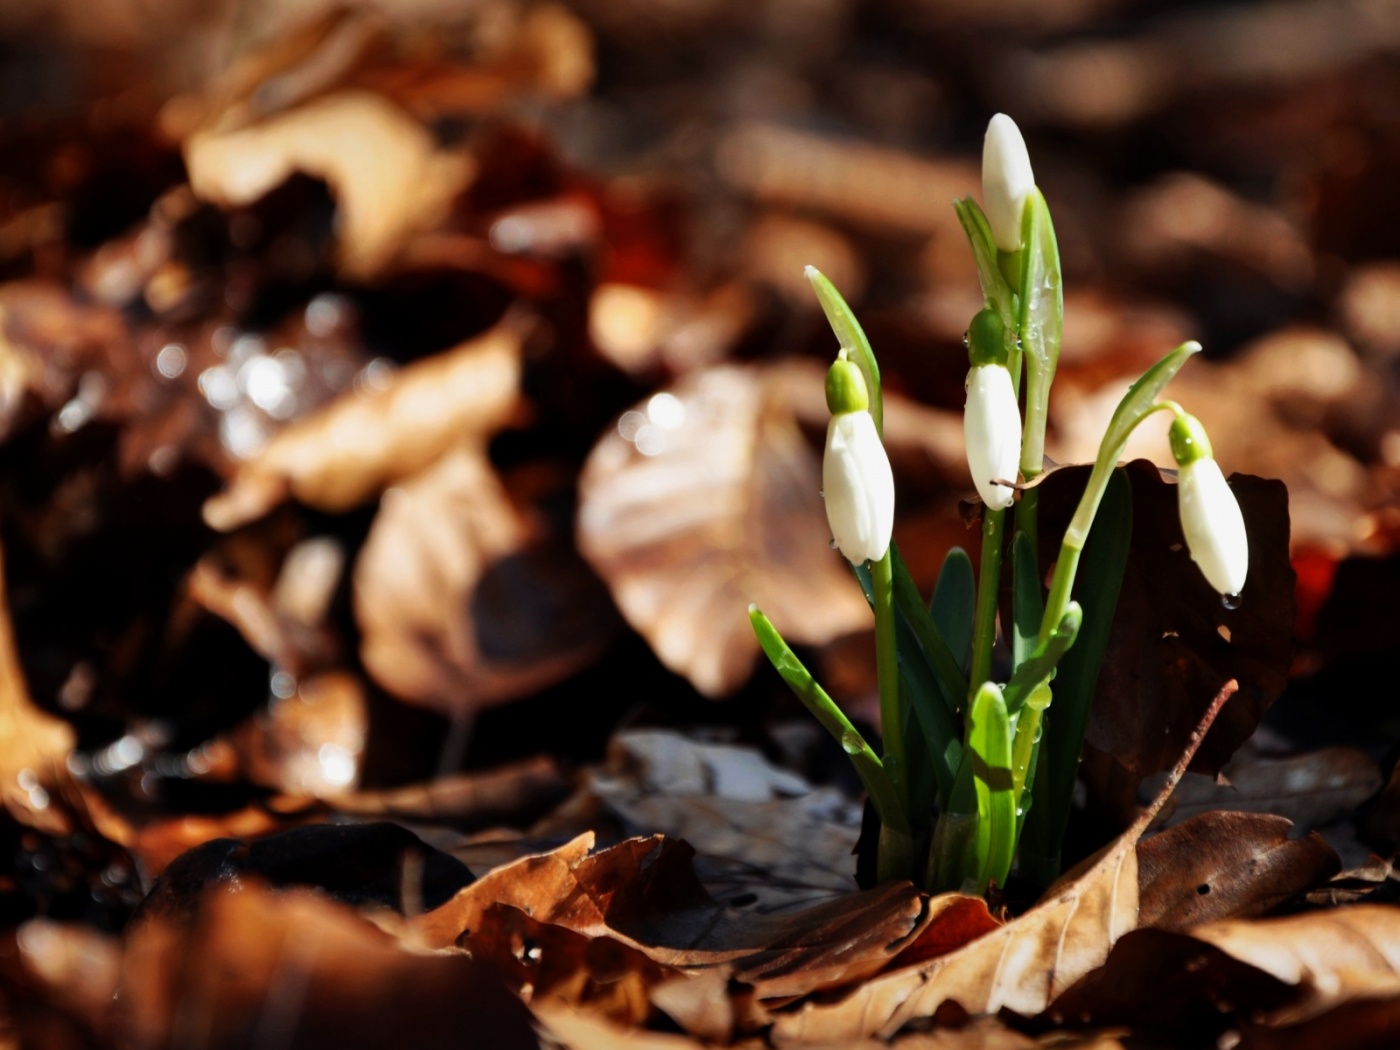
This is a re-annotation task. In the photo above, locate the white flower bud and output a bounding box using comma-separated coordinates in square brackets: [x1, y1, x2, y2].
[823, 409, 894, 565]
[964, 363, 1022, 510]
[982, 114, 1035, 254]
[1177, 456, 1249, 598]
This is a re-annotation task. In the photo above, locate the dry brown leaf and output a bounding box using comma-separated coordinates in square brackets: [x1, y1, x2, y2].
[768, 682, 1237, 1043]
[1137, 812, 1340, 932]
[1152, 747, 1383, 830]
[417, 833, 930, 1005]
[13, 920, 122, 1040]
[119, 882, 537, 1050]
[354, 443, 612, 716]
[203, 321, 523, 531]
[570, 729, 862, 913]
[1190, 905, 1400, 1026]
[330, 756, 569, 827]
[576, 363, 872, 697]
[226, 671, 368, 797]
[186, 90, 472, 278]
[0, 538, 76, 836]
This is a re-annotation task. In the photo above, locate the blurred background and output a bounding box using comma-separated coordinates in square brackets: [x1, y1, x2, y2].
[1, 0, 1400, 947]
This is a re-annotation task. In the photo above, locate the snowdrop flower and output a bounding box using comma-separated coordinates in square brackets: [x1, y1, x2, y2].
[982, 114, 1035, 254]
[964, 364, 1022, 510]
[823, 354, 894, 564]
[1170, 412, 1248, 599]
[963, 309, 1022, 510]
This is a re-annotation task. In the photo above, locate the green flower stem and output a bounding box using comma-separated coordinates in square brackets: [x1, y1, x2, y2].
[969, 506, 1007, 696]
[870, 551, 908, 814]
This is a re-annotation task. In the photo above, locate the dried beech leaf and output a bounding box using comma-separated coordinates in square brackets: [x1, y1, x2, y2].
[121, 882, 536, 1050]
[330, 756, 570, 828]
[355, 444, 612, 715]
[0, 540, 76, 835]
[417, 833, 930, 1004]
[14, 920, 122, 1040]
[1190, 905, 1400, 1025]
[1138, 812, 1340, 932]
[1153, 746, 1383, 830]
[204, 322, 523, 530]
[576, 729, 862, 911]
[186, 91, 472, 277]
[227, 671, 368, 797]
[577, 363, 871, 697]
[1036, 460, 1294, 778]
[770, 683, 1236, 1042]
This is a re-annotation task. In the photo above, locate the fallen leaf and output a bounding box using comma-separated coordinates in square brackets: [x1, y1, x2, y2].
[120, 882, 537, 1050]
[417, 833, 931, 1005]
[354, 443, 613, 716]
[576, 363, 871, 697]
[1149, 746, 1382, 830]
[0, 537, 76, 836]
[186, 91, 472, 278]
[1036, 460, 1294, 779]
[1137, 812, 1340, 931]
[576, 728, 864, 912]
[203, 321, 523, 531]
[134, 821, 476, 923]
[330, 756, 571, 829]
[226, 671, 368, 797]
[1191, 905, 1400, 1025]
[768, 682, 1237, 1043]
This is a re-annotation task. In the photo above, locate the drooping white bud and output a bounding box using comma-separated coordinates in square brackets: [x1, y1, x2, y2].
[982, 114, 1035, 254]
[1171, 413, 1248, 598]
[963, 363, 1022, 511]
[823, 358, 894, 564]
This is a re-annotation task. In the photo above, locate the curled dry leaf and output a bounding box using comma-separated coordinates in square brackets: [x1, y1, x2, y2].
[1190, 906, 1400, 1026]
[1137, 812, 1340, 932]
[186, 91, 473, 278]
[119, 882, 537, 1050]
[577, 363, 871, 697]
[330, 755, 570, 829]
[769, 682, 1236, 1043]
[417, 833, 931, 1007]
[355, 443, 613, 716]
[204, 321, 523, 531]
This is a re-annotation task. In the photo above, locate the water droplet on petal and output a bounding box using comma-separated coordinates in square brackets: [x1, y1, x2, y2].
[1222, 593, 1242, 610]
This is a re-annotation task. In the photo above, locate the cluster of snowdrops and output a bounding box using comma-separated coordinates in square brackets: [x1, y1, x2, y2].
[750, 115, 1249, 896]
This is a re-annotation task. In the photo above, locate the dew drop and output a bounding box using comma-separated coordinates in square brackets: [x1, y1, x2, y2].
[829, 537, 840, 550]
[840, 731, 863, 755]
[1222, 593, 1242, 610]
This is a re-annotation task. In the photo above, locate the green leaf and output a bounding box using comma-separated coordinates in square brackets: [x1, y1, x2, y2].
[1003, 602, 1081, 719]
[930, 546, 975, 677]
[749, 606, 908, 833]
[806, 267, 882, 436]
[1017, 188, 1063, 477]
[968, 682, 1017, 893]
[1061, 341, 1199, 552]
[854, 558, 961, 800]
[928, 747, 980, 893]
[1020, 467, 1133, 885]
[954, 198, 1016, 333]
[1011, 530, 1043, 671]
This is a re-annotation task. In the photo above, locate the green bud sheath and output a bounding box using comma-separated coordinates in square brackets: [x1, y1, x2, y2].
[967, 308, 1010, 368]
[826, 354, 870, 415]
[1169, 412, 1214, 466]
